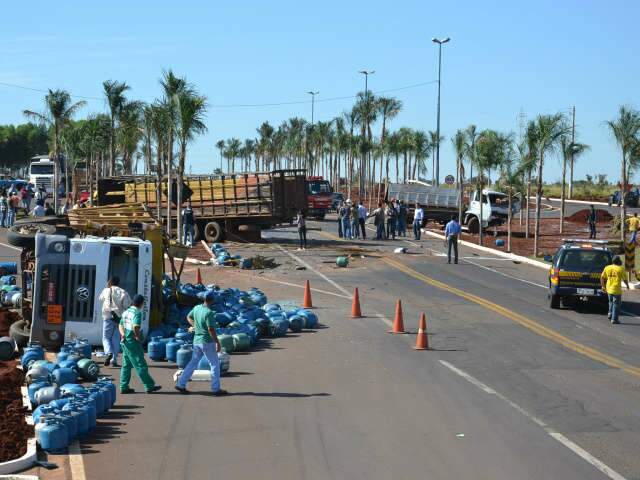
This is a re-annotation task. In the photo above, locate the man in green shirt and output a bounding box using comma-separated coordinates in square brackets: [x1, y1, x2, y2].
[119, 294, 161, 394]
[175, 291, 227, 395]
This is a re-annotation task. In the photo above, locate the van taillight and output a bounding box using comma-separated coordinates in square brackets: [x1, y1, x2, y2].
[550, 268, 559, 284]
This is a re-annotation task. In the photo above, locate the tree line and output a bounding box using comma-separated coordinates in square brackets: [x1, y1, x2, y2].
[0, 123, 49, 173]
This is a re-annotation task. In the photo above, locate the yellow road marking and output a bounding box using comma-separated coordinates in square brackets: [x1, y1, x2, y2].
[382, 256, 640, 378]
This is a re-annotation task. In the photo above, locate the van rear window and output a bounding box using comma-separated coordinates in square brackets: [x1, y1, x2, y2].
[560, 250, 611, 272]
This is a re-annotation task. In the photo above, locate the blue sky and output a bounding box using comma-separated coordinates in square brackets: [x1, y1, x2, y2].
[1, 0, 638, 182]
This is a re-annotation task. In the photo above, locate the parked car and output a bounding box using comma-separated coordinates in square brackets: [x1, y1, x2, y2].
[608, 189, 639, 207]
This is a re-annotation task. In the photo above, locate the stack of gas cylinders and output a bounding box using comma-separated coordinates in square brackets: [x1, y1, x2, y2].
[0, 272, 22, 308]
[21, 340, 109, 452]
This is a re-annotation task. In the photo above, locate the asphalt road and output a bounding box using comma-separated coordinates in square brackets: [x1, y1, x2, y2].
[5, 221, 640, 480]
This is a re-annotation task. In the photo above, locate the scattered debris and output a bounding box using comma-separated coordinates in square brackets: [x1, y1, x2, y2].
[394, 247, 407, 254]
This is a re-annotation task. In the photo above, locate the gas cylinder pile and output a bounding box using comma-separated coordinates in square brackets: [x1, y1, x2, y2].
[0, 273, 22, 309]
[21, 340, 115, 452]
[147, 281, 319, 370]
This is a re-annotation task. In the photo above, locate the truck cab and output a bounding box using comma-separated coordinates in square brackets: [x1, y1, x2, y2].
[29, 156, 56, 195]
[30, 234, 153, 349]
[465, 189, 520, 233]
[307, 176, 333, 219]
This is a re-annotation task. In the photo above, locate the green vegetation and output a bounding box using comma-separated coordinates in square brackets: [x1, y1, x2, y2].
[0, 123, 49, 173]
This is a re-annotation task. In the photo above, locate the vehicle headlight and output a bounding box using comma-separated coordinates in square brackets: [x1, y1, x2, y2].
[53, 242, 65, 253]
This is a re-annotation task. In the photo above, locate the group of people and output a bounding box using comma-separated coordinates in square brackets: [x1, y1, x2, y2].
[99, 276, 226, 396]
[336, 200, 369, 240]
[0, 183, 63, 226]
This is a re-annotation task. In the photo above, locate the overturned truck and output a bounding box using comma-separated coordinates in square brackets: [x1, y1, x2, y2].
[96, 170, 307, 242]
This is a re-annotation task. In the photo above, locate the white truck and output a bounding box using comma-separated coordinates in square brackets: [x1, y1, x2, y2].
[29, 155, 56, 195]
[387, 183, 520, 233]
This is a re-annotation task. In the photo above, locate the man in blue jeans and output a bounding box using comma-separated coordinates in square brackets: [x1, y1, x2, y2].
[444, 215, 462, 264]
[175, 291, 228, 395]
[413, 204, 424, 240]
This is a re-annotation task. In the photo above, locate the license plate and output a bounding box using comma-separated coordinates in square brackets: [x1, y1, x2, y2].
[577, 288, 596, 296]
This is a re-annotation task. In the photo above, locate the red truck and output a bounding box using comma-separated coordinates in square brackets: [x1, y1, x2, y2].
[307, 176, 333, 219]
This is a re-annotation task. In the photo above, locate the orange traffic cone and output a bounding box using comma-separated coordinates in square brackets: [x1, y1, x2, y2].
[196, 268, 203, 285]
[351, 288, 362, 318]
[303, 280, 313, 308]
[413, 313, 429, 350]
[388, 299, 407, 334]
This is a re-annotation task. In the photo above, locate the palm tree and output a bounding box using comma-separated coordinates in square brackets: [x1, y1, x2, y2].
[176, 92, 207, 241]
[160, 69, 190, 238]
[411, 130, 430, 180]
[522, 122, 538, 238]
[607, 106, 640, 242]
[495, 134, 520, 251]
[377, 97, 402, 200]
[559, 135, 589, 233]
[452, 129, 467, 223]
[24, 89, 86, 206]
[215, 140, 225, 172]
[428, 131, 444, 185]
[102, 80, 130, 176]
[531, 113, 569, 256]
[465, 125, 478, 182]
[117, 100, 144, 174]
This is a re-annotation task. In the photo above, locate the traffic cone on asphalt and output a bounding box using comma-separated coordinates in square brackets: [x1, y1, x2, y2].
[303, 280, 313, 308]
[351, 288, 362, 318]
[413, 313, 429, 350]
[196, 268, 203, 285]
[388, 299, 407, 334]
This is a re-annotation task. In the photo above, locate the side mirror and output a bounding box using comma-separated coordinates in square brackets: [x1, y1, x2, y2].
[543, 255, 552, 263]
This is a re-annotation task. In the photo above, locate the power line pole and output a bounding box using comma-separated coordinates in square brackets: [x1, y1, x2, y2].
[432, 37, 450, 186]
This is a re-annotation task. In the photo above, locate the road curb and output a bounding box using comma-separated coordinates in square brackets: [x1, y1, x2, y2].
[529, 196, 609, 207]
[422, 229, 550, 270]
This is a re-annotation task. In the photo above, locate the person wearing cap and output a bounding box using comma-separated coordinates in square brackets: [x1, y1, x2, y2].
[119, 294, 161, 394]
[175, 291, 228, 395]
[98, 275, 131, 367]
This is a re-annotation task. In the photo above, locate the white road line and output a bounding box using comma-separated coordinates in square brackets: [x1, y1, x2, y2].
[0, 241, 22, 252]
[374, 312, 394, 329]
[232, 272, 351, 299]
[439, 360, 627, 480]
[68, 440, 87, 480]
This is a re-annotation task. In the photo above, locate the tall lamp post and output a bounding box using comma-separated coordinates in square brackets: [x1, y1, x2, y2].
[306, 91, 319, 172]
[358, 70, 374, 201]
[432, 37, 450, 186]
[307, 91, 319, 125]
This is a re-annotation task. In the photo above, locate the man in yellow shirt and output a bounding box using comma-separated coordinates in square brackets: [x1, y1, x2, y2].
[600, 257, 629, 324]
[627, 213, 640, 244]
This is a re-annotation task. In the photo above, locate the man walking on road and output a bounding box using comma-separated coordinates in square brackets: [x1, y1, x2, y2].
[600, 256, 629, 325]
[627, 212, 640, 245]
[397, 200, 407, 237]
[175, 292, 228, 396]
[98, 276, 131, 367]
[385, 201, 397, 240]
[587, 205, 597, 239]
[413, 204, 424, 240]
[181, 200, 196, 246]
[357, 201, 367, 239]
[119, 295, 162, 394]
[370, 202, 386, 240]
[445, 215, 462, 264]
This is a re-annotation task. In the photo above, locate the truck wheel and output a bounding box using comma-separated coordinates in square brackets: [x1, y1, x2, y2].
[7, 223, 57, 249]
[204, 221, 224, 243]
[467, 216, 479, 234]
[193, 223, 202, 242]
[9, 319, 30, 348]
[550, 294, 561, 309]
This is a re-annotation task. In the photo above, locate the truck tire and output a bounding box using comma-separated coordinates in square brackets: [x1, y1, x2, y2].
[549, 294, 561, 309]
[9, 319, 30, 348]
[7, 223, 57, 249]
[204, 221, 224, 243]
[467, 216, 479, 234]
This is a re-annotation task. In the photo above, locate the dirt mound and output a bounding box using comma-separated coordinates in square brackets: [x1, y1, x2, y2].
[567, 209, 612, 223]
[0, 361, 33, 463]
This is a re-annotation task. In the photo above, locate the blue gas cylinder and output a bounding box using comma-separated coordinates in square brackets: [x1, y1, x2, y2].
[86, 387, 106, 416]
[0, 262, 17, 274]
[63, 402, 89, 436]
[73, 397, 96, 431]
[147, 336, 166, 361]
[297, 309, 318, 329]
[38, 419, 69, 452]
[176, 345, 193, 369]
[74, 338, 92, 359]
[31, 360, 59, 374]
[33, 404, 57, 424]
[60, 383, 85, 397]
[166, 339, 184, 363]
[96, 377, 116, 407]
[288, 315, 304, 333]
[21, 342, 45, 369]
[34, 385, 61, 406]
[49, 397, 72, 410]
[76, 358, 99, 381]
[28, 380, 51, 404]
[58, 359, 79, 372]
[175, 329, 193, 343]
[52, 367, 77, 386]
[92, 383, 111, 412]
[56, 410, 77, 442]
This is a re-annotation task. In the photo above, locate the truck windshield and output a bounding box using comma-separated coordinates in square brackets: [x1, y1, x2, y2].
[109, 245, 139, 299]
[308, 181, 332, 195]
[31, 164, 54, 175]
[560, 250, 611, 273]
[488, 194, 508, 207]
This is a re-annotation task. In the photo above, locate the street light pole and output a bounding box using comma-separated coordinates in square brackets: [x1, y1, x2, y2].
[307, 91, 319, 125]
[358, 70, 374, 201]
[306, 91, 319, 173]
[432, 37, 450, 186]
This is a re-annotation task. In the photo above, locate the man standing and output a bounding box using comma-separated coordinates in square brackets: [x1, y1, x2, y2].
[7, 192, 19, 227]
[98, 276, 131, 367]
[175, 292, 228, 395]
[397, 200, 407, 237]
[35, 187, 47, 205]
[357, 201, 367, 239]
[385, 201, 397, 240]
[627, 212, 640, 245]
[337, 201, 344, 238]
[0, 192, 7, 227]
[119, 295, 161, 394]
[181, 199, 196, 246]
[341, 201, 352, 239]
[600, 256, 629, 325]
[413, 204, 424, 240]
[587, 205, 597, 239]
[369, 202, 386, 240]
[445, 215, 462, 264]
[350, 202, 359, 239]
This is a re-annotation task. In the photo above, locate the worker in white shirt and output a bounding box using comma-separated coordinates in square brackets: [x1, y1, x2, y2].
[98, 276, 132, 367]
[357, 201, 368, 239]
[413, 203, 424, 240]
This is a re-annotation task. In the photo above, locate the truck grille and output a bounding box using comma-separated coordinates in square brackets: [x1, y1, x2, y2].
[41, 264, 96, 323]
